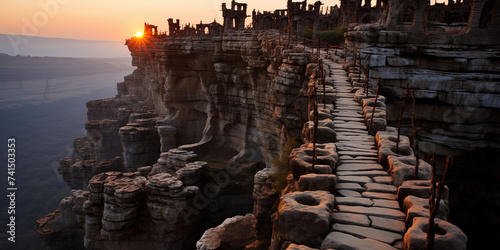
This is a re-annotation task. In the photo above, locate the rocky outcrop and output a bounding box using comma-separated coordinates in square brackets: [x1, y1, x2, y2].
[273, 191, 336, 248]
[196, 214, 256, 250]
[40, 30, 313, 250]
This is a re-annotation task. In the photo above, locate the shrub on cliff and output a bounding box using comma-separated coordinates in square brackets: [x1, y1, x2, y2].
[317, 26, 348, 46]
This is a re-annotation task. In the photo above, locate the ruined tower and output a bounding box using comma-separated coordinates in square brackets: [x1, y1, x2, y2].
[222, 0, 248, 32]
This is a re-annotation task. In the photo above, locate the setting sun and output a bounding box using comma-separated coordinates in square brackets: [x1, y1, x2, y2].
[136, 31, 143, 37]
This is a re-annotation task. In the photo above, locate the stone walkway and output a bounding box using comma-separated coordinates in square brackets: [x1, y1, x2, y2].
[320, 59, 405, 250]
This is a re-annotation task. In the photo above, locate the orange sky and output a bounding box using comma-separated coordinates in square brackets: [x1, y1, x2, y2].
[0, 0, 342, 42]
[0, 0, 447, 42]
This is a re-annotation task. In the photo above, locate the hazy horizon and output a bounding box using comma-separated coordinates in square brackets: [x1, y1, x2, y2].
[0, 34, 130, 58]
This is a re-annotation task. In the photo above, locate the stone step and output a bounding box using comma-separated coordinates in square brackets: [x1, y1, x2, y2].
[364, 183, 398, 194]
[335, 197, 374, 207]
[340, 160, 379, 164]
[337, 205, 405, 220]
[338, 189, 362, 197]
[339, 156, 379, 162]
[337, 182, 365, 192]
[362, 191, 398, 200]
[337, 163, 384, 171]
[338, 176, 373, 185]
[336, 170, 388, 177]
[331, 223, 403, 245]
[369, 216, 406, 235]
[337, 150, 378, 157]
[372, 176, 393, 184]
[331, 213, 370, 227]
[372, 199, 400, 210]
[322, 232, 398, 250]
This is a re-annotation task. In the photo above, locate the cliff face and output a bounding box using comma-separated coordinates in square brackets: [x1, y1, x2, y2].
[38, 31, 312, 249]
[345, 18, 500, 247]
[124, 31, 309, 165]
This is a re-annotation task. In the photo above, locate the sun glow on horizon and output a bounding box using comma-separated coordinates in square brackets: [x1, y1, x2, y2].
[136, 31, 143, 37]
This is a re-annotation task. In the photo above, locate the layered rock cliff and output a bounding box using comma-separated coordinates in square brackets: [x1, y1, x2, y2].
[343, 4, 500, 246]
[37, 30, 312, 249]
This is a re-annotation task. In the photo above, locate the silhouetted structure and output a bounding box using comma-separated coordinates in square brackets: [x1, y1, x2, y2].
[222, 0, 248, 32]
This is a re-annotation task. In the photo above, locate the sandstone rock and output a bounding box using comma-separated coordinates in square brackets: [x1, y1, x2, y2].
[196, 213, 256, 250]
[321, 231, 397, 250]
[404, 217, 467, 250]
[72, 137, 95, 162]
[331, 212, 370, 227]
[157, 125, 177, 152]
[177, 161, 207, 186]
[397, 180, 449, 206]
[276, 191, 335, 247]
[402, 195, 449, 227]
[119, 124, 161, 172]
[85, 119, 124, 161]
[298, 173, 338, 193]
[331, 223, 403, 245]
[376, 129, 414, 166]
[290, 144, 338, 180]
[302, 119, 337, 144]
[252, 168, 280, 246]
[338, 205, 405, 220]
[387, 155, 432, 187]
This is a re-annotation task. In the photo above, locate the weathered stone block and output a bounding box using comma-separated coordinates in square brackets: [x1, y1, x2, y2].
[387, 156, 432, 187]
[397, 180, 449, 206]
[403, 218, 467, 250]
[277, 191, 335, 247]
[298, 173, 338, 193]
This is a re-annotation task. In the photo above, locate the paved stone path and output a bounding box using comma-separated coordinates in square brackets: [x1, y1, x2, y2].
[320, 58, 404, 250]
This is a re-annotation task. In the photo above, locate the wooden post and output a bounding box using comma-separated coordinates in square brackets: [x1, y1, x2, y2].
[427, 156, 451, 250]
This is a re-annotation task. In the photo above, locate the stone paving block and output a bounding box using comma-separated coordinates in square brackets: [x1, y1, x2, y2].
[404, 218, 467, 250]
[396, 180, 449, 205]
[338, 176, 373, 185]
[331, 223, 403, 245]
[362, 191, 397, 200]
[372, 199, 400, 209]
[338, 189, 362, 197]
[337, 163, 384, 172]
[337, 151, 379, 157]
[321, 231, 398, 250]
[338, 205, 405, 220]
[337, 170, 388, 177]
[340, 160, 379, 165]
[335, 197, 374, 207]
[331, 212, 370, 227]
[369, 216, 406, 235]
[336, 183, 365, 192]
[298, 173, 338, 193]
[372, 176, 393, 184]
[402, 195, 449, 227]
[364, 183, 398, 194]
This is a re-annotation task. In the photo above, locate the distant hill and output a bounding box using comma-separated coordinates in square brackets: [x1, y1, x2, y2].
[0, 34, 130, 58]
[0, 55, 134, 82]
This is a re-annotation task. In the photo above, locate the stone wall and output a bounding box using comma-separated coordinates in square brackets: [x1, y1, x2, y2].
[343, 1, 500, 247]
